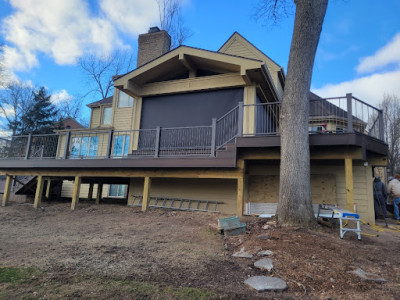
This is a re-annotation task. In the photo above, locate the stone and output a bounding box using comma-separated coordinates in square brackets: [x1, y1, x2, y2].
[258, 250, 273, 256]
[254, 258, 274, 271]
[232, 247, 253, 258]
[244, 276, 288, 292]
[255, 233, 270, 240]
[347, 268, 387, 283]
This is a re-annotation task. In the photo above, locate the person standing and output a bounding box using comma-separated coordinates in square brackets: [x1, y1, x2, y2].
[373, 177, 388, 219]
[387, 176, 400, 222]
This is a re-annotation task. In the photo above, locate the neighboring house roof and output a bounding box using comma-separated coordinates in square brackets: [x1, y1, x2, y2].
[309, 92, 363, 124]
[87, 96, 113, 108]
[61, 117, 86, 129]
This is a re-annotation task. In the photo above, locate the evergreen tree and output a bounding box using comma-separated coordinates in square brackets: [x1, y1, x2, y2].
[20, 87, 59, 134]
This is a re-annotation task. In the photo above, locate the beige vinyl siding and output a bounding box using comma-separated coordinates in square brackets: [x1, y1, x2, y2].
[112, 91, 134, 131]
[90, 108, 101, 128]
[129, 178, 237, 214]
[246, 161, 375, 224]
[61, 181, 110, 198]
[219, 36, 282, 95]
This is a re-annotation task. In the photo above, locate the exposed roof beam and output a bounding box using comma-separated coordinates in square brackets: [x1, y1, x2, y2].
[179, 53, 197, 78]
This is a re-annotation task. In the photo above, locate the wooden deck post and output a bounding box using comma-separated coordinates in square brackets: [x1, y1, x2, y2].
[236, 159, 245, 217]
[88, 183, 94, 201]
[2, 175, 13, 207]
[141, 177, 152, 212]
[45, 179, 51, 199]
[96, 183, 103, 205]
[345, 157, 354, 211]
[71, 176, 81, 210]
[33, 175, 45, 209]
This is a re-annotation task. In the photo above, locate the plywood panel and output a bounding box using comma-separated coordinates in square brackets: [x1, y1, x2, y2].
[247, 174, 336, 205]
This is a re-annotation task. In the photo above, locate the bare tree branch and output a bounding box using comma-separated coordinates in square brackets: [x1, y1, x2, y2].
[78, 49, 134, 100]
[379, 94, 400, 174]
[157, 0, 192, 48]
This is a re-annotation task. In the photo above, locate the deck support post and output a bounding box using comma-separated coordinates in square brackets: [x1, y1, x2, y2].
[345, 157, 354, 211]
[2, 175, 13, 207]
[236, 159, 245, 217]
[34, 175, 45, 209]
[45, 179, 51, 199]
[88, 183, 94, 201]
[71, 176, 81, 210]
[96, 183, 103, 205]
[141, 177, 152, 212]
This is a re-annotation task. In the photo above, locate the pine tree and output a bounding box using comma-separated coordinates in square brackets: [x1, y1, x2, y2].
[20, 87, 59, 134]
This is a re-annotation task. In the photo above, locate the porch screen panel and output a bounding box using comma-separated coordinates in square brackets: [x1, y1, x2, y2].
[140, 88, 243, 129]
[140, 88, 243, 150]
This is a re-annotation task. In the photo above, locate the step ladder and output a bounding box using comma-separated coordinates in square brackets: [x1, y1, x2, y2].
[129, 195, 222, 212]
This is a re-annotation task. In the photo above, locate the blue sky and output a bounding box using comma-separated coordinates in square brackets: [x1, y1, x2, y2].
[1, 0, 399, 124]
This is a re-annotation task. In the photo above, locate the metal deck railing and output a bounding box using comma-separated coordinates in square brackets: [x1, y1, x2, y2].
[0, 94, 384, 160]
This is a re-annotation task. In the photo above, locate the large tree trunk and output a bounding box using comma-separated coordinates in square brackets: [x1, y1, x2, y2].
[277, 0, 328, 226]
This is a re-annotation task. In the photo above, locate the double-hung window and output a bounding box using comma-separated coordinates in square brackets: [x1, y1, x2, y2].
[112, 135, 130, 157]
[103, 107, 112, 125]
[118, 92, 134, 108]
[70, 136, 99, 158]
[109, 184, 126, 197]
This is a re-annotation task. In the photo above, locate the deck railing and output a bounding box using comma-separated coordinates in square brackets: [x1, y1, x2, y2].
[243, 94, 384, 140]
[0, 94, 384, 160]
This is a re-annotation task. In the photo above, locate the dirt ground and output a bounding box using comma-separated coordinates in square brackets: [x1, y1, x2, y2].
[1, 200, 400, 299]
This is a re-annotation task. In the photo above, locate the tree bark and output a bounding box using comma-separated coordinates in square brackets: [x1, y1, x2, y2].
[277, 0, 328, 226]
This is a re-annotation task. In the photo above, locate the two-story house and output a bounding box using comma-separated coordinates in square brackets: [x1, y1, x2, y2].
[0, 28, 387, 224]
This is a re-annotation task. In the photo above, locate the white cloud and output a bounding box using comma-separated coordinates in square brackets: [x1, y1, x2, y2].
[100, 0, 159, 36]
[357, 32, 400, 74]
[51, 89, 74, 105]
[1, 0, 127, 71]
[312, 70, 400, 107]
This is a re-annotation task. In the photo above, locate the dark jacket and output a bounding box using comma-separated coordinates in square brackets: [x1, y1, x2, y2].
[373, 177, 387, 198]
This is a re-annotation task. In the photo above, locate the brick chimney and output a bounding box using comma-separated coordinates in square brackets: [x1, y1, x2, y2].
[137, 27, 171, 67]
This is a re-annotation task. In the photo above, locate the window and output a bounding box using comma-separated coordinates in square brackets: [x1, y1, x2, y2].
[70, 136, 99, 158]
[118, 92, 134, 108]
[308, 126, 323, 132]
[103, 107, 112, 125]
[109, 184, 126, 197]
[112, 135, 130, 157]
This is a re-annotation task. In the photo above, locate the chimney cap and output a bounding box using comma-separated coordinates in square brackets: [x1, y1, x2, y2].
[148, 26, 161, 33]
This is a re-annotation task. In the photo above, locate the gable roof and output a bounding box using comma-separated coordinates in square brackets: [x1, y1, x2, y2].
[218, 32, 281, 69]
[87, 96, 113, 108]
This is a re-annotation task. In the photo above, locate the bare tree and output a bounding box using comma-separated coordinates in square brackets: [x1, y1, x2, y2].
[78, 49, 134, 100]
[258, 0, 328, 227]
[157, 0, 192, 48]
[0, 81, 34, 135]
[379, 94, 400, 175]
